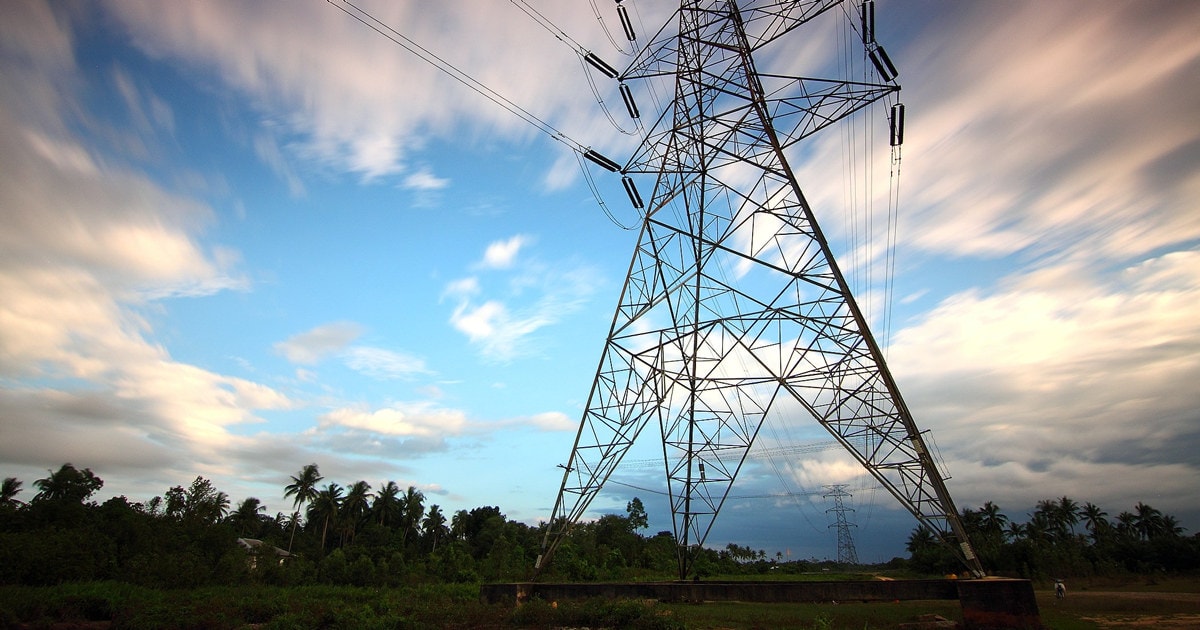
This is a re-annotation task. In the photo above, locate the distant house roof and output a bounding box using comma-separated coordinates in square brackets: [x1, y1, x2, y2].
[236, 537, 292, 557]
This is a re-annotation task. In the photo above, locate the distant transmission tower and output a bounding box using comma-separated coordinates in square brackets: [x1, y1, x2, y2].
[824, 485, 859, 566]
[538, 0, 984, 580]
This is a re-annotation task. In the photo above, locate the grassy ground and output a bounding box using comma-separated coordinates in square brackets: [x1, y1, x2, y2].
[1, 578, 1197, 629]
[657, 599, 962, 629]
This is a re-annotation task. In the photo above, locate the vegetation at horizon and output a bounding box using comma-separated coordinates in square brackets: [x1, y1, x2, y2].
[1, 463, 1197, 591]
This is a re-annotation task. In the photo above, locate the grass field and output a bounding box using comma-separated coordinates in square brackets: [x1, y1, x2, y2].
[1, 577, 1197, 629]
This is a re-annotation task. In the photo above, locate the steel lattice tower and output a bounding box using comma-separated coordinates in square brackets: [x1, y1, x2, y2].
[537, 0, 984, 580]
[824, 485, 860, 566]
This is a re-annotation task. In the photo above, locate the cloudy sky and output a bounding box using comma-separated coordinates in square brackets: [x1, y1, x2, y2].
[2, 0, 1198, 562]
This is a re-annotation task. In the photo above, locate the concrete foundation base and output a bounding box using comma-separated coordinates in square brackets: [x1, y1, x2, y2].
[480, 578, 1042, 629]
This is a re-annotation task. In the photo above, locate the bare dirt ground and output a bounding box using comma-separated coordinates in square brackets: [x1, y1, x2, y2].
[1056, 590, 1200, 629]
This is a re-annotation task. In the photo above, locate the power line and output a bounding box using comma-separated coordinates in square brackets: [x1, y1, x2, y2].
[329, 0, 587, 155]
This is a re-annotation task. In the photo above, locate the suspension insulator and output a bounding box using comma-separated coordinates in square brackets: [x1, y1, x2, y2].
[860, 0, 875, 44]
[890, 102, 905, 146]
[584, 149, 622, 172]
[584, 52, 619, 79]
[622, 175, 644, 209]
[617, 4, 637, 41]
[619, 83, 640, 119]
[869, 45, 898, 82]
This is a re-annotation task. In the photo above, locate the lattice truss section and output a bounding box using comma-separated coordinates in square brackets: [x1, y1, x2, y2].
[539, 0, 982, 578]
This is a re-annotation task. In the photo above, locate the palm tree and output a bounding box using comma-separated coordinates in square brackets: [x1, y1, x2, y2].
[372, 481, 402, 527]
[1133, 502, 1164, 541]
[423, 504, 448, 552]
[1, 477, 23, 508]
[283, 464, 323, 551]
[451, 509, 469, 541]
[1115, 511, 1137, 540]
[1081, 502, 1108, 544]
[307, 482, 344, 551]
[398, 486, 425, 547]
[210, 491, 231, 523]
[1057, 496, 1081, 536]
[905, 527, 935, 554]
[1034, 499, 1066, 541]
[978, 501, 1008, 537]
[230, 497, 266, 536]
[1005, 521, 1027, 543]
[341, 481, 373, 544]
[34, 463, 103, 503]
[1026, 510, 1053, 545]
[1160, 514, 1185, 539]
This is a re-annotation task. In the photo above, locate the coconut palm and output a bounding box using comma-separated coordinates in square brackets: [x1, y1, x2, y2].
[34, 463, 103, 503]
[340, 480, 373, 544]
[372, 481, 402, 527]
[1057, 496, 1081, 536]
[1160, 514, 1185, 539]
[1133, 502, 1164, 540]
[1034, 498, 1066, 541]
[451, 509, 469, 541]
[307, 482, 344, 551]
[1, 477, 23, 508]
[905, 527, 935, 554]
[283, 464, 323, 551]
[1005, 521, 1026, 543]
[423, 504, 448, 552]
[978, 501, 1008, 539]
[1081, 502, 1108, 544]
[398, 486, 425, 546]
[230, 497, 266, 536]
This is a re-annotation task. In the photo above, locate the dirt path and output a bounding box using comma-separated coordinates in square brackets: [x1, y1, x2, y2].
[1056, 590, 1200, 629]
[1067, 591, 1200, 603]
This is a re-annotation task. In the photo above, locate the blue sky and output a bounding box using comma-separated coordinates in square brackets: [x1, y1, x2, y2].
[2, 0, 1199, 563]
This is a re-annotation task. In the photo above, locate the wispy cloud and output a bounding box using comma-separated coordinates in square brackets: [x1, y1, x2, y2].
[0, 5, 289, 496]
[887, 249, 1200, 509]
[895, 1, 1200, 263]
[102, 1, 624, 183]
[445, 239, 600, 362]
[319, 401, 468, 438]
[274, 322, 364, 365]
[402, 166, 449, 191]
[479, 235, 529, 270]
[343, 346, 430, 380]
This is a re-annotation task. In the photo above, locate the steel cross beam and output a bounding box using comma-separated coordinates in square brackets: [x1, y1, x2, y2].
[538, 0, 984, 580]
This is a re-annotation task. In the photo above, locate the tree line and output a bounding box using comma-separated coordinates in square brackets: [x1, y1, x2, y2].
[905, 496, 1200, 578]
[0, 463, 784, 587]
[3, 464, 1197, 587]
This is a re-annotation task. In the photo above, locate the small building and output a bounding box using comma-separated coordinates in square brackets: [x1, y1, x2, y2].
[236, 537, 292, 570]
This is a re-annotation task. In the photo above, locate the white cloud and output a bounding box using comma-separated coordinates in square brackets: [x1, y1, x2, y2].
[442, 276, 480, 300]
[0, 3, 291, 492]
[101, 1, 624, 182]
[319, 402, 468, 438]
[525, 411, 576, 432]
[343, 346, 430, 380]
[402, 166, 449, 191]
[480, 235, 529, 270]
[446, 245, 602, 362]
[450, 299, 508, 343]
[886, 249, 1200, 512]
[274, 322, 364, 364]
[894, 1, 1200, 262]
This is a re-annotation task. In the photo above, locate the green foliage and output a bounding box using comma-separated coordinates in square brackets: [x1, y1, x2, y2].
[911, 498, 1200, 580]
[511, 597, 684, 630]
[0, 582, 492, 629]
[4, 463, 1196, 594]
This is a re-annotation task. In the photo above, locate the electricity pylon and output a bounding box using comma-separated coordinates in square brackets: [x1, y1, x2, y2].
[538, 0, 984, 580]
[824, 485, 860, 566]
